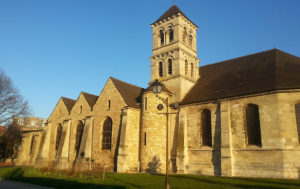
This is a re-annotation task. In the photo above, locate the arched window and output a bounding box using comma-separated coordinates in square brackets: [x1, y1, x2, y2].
[295, 103, 300, 143]
[168, 59, 172, 75]
[169, 27, 174, 42]
[75, 121, 84, 154]
[183, 27, 187, 42]
[245, 104, 262, 146]
[185, 60, 188, 75]
[189, 34, 193, 46]
[102, 117, 112, 150]
[159, 61, 163, 77]
[190, 63, 194, 78]
[29, 135, 36, 155]
[160, 30, 164, 46]
[55, 124, 63, 151]
[201, 109, 212, 147]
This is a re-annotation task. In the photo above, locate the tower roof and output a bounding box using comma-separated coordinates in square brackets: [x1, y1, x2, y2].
[152, 5, 197, 27]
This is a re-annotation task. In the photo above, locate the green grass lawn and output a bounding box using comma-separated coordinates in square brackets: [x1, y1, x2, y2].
[0, 167, 300, 189]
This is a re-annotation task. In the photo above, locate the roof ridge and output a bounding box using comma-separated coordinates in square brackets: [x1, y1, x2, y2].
[110, 77, 143, 89]
[61, 96, 76, 102]
[81, 91, 98, 97]
[199, 49, 287, 69]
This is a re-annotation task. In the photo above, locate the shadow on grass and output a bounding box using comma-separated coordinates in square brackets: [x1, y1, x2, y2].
[106, 175, 142, 189]
[170, 175, 289, 189]
[237, 177, 300, 188]
[13, 177, 125, 189]
[2, 168, 125, 189]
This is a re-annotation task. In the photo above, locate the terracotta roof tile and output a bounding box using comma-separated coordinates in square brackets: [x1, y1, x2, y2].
[180, 49, 300, 105]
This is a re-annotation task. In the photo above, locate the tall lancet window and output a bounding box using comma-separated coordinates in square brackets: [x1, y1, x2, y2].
[55, 124, 63, 151]
[102, 117, 112, 150]
[159, 61, 163, 77]
[160, 30, 164, 46]
[168, 59, 173, 75]
[201, 109, 212, 147]
[245, 104, 262, 146]
[190, 63, 194, 78]
[75, 121, 84, 154]
[169, 27, 174, 42]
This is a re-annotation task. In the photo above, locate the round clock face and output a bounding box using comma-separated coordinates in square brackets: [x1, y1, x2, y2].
[157, 104, 164, 110]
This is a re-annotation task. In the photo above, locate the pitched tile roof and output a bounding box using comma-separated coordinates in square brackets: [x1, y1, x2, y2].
[61, 97, 76, 113]
[110, 77, 144, 109]
[153, 5, 197, 27]
[81, 92, 98, 108]
[180, 49, 300, 105]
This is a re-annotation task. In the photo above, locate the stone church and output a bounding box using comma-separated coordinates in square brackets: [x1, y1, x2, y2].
[16, 5, 300, 179]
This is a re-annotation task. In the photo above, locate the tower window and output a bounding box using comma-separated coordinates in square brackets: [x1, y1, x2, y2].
[185, 60, 188, 75]
[183, 27, 187, 43]
[102, 117, 112, 150]
[168, 59, 173, 75]
[144, 132, 147, 146]
[189, 34, 193, 46]
[201, 109, 212, 147]
[75, 121, 84, 154]
[190, 63, 194, 78]
[245, 104, 262, 146]
[169, 28, 174, 42]
[55, 124, 63, 151]
[159, 61, 163, 77]
[160, 30, 164, 46]
[295, 103, 300, 143]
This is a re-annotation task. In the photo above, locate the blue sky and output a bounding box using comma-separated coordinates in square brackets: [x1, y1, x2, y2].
[0, 0, 299, 118]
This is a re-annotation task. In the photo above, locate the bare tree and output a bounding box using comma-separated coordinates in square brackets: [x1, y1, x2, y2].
[0, 69, 30, 125]
[0, 122, 22, 161]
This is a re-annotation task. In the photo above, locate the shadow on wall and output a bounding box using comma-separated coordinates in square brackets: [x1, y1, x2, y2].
[146, 156, 161, 173]
[171, 113, 179, 173]
[114, 109, 125, 172]
[212, 103, 221, 176]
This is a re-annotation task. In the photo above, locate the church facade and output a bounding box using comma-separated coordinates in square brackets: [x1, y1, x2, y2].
[16, 5, 300, 179]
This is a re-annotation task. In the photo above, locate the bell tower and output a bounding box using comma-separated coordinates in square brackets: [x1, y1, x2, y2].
[150, 5, 200, 102]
